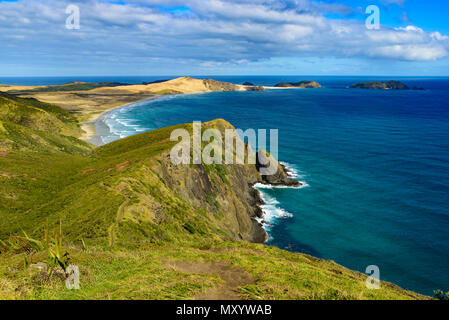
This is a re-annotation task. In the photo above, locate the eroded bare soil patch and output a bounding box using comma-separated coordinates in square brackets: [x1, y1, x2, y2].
[169, 260, 255, 300]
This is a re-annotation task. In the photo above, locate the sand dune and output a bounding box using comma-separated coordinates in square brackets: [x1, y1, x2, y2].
[0, 77, 261, 141]
[89, 76, 249, 94]
[0, 85, 41, 92]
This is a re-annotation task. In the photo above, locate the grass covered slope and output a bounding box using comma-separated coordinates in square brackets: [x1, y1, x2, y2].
[0, 77, 261, 125]
[0, 120, 267, 245]
[5, 82, 129, 94]
[0, 96, 426, 299]
[0, 92, 92, 154]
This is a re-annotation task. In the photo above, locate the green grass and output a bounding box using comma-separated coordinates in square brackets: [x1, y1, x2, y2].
[152, 89, 182, 95]
[7, 82, 128, 93]
[0, 240, 424, 300]
[0, 122, 223, 246]
[0, 92, 92, 154]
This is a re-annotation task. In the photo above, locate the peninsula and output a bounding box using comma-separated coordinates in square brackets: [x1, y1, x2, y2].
[274, 81, 322, 88]
[350, 81, 420, 90]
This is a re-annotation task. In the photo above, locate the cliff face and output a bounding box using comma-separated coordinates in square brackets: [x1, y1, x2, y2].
[153, 120, 297, 243]
[0, 92, 92, 154]
[88, 77, 265, 95]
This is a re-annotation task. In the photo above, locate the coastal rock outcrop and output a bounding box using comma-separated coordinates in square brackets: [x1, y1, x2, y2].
[152, 120, 299, 243]
[256, 150, 301, 187]
[274, 81, 322, 88]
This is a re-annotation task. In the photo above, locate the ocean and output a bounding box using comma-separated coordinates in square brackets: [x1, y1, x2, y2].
[3, 75, 448, 296]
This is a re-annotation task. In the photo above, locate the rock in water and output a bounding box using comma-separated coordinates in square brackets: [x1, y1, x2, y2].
[274, 81, 322, 88]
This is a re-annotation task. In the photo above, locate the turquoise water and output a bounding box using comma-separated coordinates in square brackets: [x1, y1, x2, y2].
[4, 76, 448, 295]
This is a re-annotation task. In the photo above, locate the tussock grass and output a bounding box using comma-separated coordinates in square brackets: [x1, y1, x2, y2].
[0, 240, 425, 300]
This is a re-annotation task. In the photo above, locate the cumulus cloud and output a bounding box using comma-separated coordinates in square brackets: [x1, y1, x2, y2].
[0, 0, 448, 74]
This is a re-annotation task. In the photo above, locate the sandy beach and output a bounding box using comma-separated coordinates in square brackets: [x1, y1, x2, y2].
[79, 95, 163, 145]
[1, 77, 304, 145]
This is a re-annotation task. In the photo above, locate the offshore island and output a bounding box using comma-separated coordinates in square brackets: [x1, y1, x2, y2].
[0, 77, 427, 300]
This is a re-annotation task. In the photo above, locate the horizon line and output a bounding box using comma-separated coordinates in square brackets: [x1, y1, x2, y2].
[1, 75, 449, 78]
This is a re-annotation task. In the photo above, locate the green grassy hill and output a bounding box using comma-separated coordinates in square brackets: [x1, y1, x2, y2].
[0, 92, 92, 154]
[0, 96, 426, 300]
[7, 82, 129, 93]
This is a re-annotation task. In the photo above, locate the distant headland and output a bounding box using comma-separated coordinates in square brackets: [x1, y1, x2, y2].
[350, 81, 424, 90]
[0, 78, 428, 300]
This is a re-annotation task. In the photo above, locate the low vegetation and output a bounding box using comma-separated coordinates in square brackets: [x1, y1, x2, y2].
[350, 81, 410, 90]
[274, 81, 322, 88]
[7, 82, 129, 93]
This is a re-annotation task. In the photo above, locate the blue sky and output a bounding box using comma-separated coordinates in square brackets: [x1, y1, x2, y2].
[0, 0, 448, 76]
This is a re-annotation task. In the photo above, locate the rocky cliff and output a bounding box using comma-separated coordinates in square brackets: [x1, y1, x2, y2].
[0, 97, 427, 299]
[350, 81, 410, 90]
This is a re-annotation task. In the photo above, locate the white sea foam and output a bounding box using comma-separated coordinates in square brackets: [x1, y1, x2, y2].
[253, 182, 308, 189]
[96, 95, 172, 144]
[96, 92, 217, 145]
[254, 190, 293, 240]
[280, 161, 302, 178]
[254, 162, 309, 241]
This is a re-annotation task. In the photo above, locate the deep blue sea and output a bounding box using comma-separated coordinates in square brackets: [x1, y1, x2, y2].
[2, 75, 448, 296]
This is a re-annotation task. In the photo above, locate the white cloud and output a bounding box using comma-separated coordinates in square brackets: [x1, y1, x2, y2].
[0, 0, 447, 73]
[371, 45, 448, 61]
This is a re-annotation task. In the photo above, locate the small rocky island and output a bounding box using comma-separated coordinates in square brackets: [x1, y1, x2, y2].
[275, 81, 322, 88]
[350, 81, 424, 90]
[241, 81, 265, 91]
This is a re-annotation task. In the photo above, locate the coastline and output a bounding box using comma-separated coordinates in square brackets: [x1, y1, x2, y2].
[79, 95, 163, 145]
[253, 162, 306, 242]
